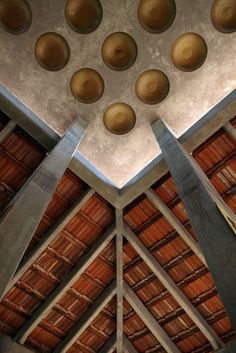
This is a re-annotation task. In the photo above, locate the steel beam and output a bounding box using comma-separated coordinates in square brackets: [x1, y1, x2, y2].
[53, 280, 116, 353]
[116, 209, 124, 353]
[0, 120, 87, 300]
[145, 188, 206, 266]
[15, 224, 116, 344]
[3, 188, 94, 296]
[124, 224, 223, 351]
[0, 120, 16, 144]
[123, 335, 139, 353]
[124, 282, 180, 353]
[153, 119, 236, 332]
[98, 334, 116, 353]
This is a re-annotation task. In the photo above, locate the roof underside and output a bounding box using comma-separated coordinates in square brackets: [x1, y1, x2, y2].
[0, 112, 235, 353]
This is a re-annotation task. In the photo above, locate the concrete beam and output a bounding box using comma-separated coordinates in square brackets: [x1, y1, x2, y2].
[98, 334, 116, 353]
[153, 119, 236, 332]
[0, 120, 87, 300]
[53, 279, 116, 353]
[223, 122, 236, 142]
[0, 334, 32, 353]
[3, 188, 94, 297]
[119, 93, 236, 208]
[124, 282, 180, 353]
[145, 188, 206, 266]
[124, 224, 223, 351]
[0, 120, 16, 144]
[116, 209, 124, 353]
[123, 335, 139, 353]
[15, 224, 116, 344]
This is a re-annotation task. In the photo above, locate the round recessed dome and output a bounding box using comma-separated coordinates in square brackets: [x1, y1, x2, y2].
[34, 32, 70, 71]
[102, 32, 137, 71]
[138, 0, 176, 33]
[171, 32, 207, 72]
[103, 103, 136, 135]
[0, 0, 31, 34]
[65, 0, 102, 34]
[211, 0, 236, 33]
[70, 68, 104, 103]
[136, 69, 170, 104]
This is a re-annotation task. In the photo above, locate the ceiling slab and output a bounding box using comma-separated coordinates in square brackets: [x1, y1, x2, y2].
[0, 0, 235, 187]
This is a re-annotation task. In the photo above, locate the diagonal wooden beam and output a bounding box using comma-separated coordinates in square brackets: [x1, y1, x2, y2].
[0, 120, 87, 300]
[53, 279, 116, 353]
[145, 188, 207, 266]
[123, 224, 224, 351]
[124, 282, 180, 353]
[123, 334, 139, 353]
[0, 120, 16, 144]
[15, 224, 116, 344]
[3, 188, 94, 297]
[98, 333, 116, 353]
[116, 209, 124, 353]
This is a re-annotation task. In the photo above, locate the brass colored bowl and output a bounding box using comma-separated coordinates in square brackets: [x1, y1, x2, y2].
[138, 0, 176, 33]
[70, 68, 104, 103]
[211, 0, 236, 33]
[171, 32, 207, 72]
[65, 0, 102, 34]
[0, 0, 31, 34]
[103, 103, 136, 135]
[102, 32, 137, 71]
[34, 32, 70, 71]
[136, 69, 170, 104]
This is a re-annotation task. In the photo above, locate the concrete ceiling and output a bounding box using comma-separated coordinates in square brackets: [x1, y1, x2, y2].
[0, 0, 235, 187]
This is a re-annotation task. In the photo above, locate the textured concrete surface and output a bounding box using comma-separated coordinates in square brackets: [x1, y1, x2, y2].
[0, 0, 235, 187]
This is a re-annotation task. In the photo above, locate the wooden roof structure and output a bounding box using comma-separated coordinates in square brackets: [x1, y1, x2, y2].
[0, 111, 235, 353]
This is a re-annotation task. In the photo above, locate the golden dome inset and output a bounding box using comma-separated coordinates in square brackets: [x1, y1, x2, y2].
[136, 69, 170, 104]
[103, 103, 136, 135]
[211, 0, 236, 33]
[171, 32, 207, 72]
[102, 32, 137, 71]
[34, 32, 70, 71]
[138, 0, 176, 33]
[0, 0, 31, 34]
[70, 68, 104, 103]
[65, 0, 102, 34]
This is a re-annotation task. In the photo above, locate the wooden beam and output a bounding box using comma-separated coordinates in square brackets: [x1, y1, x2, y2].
[98, 334, 116, 353]
[124, 282, 180, 353]
[53, 280, 116, 353]
[15, 224, 116, 344]
[3, 188, 94, 296]
[223, 122, 236, 141]
[0, 120, 16, 144]
[123, 224, 223, 351]
[0, 120, 87, 300]
[123, 335, 139, 353]
[145, 188, 207, 266]
[116, 209, 124, 353]
[153, 119, 236, 333]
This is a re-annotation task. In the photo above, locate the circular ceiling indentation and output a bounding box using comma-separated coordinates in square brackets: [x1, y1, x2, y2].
[103, 103, 136, 135]
[138, 0, 176, 33]
[0, 0, 31, 34]
[136, 69, 170, 104]
[102, 32, 138, 71]
[211, 0, 236, 33]
[65, 0, 102, 34]
[171, 32, 207, 72]
[34, 32, 70, 71]
[70, 68, 104, 103]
